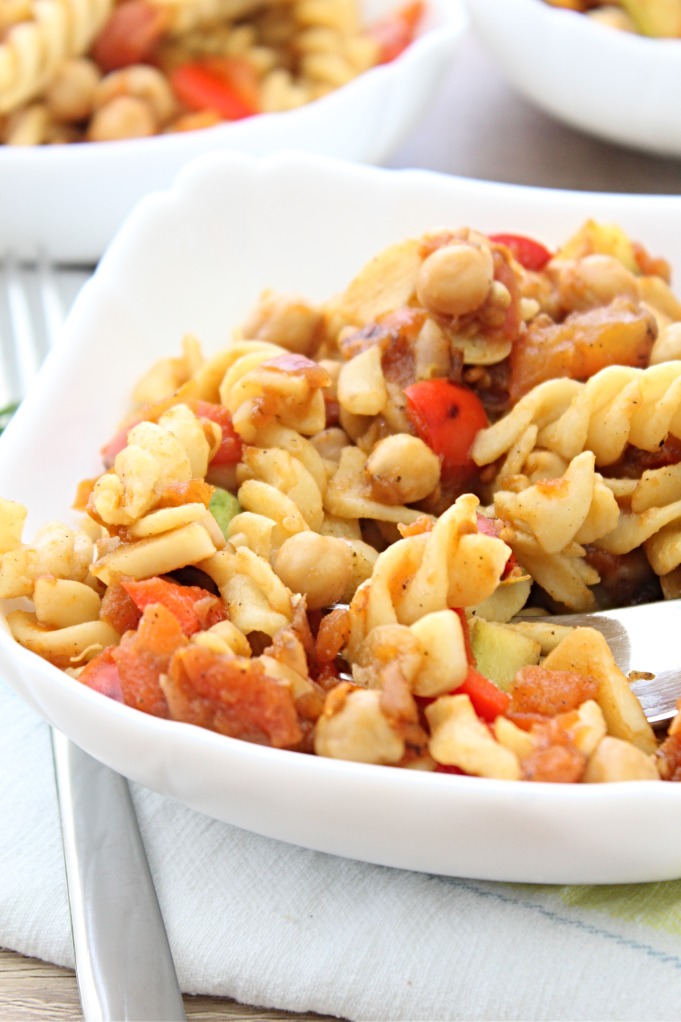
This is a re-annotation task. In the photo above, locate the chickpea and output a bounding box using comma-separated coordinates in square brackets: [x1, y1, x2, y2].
[314, 688, 405, 764]
[354, 623, 422, 686]
[240, 293, 324, 355]
[94, 66, 178, 128]
[416, 241, 494, 318]
[273, 532, 353, 609]
[556, 254, 640, 311]
[45, 58, 100, 123]
[366, 434, 441, 505]
[310, 426, 350, 463]
[87, 96, 157, 142]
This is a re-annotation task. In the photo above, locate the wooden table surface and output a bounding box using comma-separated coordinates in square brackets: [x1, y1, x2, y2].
[4, 31, 681, 1022]
[0, 948, 340, 1022]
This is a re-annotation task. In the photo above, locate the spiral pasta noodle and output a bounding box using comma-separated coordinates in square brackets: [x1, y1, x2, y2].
[0, 0, 113, 114]
[345, 494, 513, 656]
[1, 0, 402, 142]
[472, 361, 681, 607]
[473, 362, 681, 472]
[217, 339, 329, 440]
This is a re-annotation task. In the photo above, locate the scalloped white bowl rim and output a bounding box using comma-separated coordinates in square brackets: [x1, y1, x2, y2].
[2, 152, 681, 884]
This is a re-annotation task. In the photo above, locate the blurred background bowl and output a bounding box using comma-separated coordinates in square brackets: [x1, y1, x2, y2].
[462, 0, 681, 160]
[0, 0, 464, 264]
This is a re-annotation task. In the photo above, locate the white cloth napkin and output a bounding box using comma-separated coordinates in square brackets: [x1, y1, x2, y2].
[5, 674, 681, 1022]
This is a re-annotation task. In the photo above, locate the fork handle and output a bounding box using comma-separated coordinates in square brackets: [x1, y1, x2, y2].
[51, 729, 187, 1021]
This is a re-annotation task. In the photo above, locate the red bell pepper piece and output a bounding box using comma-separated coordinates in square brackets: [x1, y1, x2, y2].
[404, 378, 488, 482]
[488, 233, 553, 272]
[79, 648, 124, 701]
[456, 666, 511, 722]
[195, 401, 243, 465]
[100, 401, 242, 469]
[170, 59, 259, 121]
[121, 576, 227, 635]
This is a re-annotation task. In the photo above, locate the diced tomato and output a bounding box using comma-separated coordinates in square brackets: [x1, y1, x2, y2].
[100, 580, 143, 634]
[488, 233, 553, 272]
[508, 665, 597, 718]
[200, 57, 260, 113]
[112, 603, 188, 717]
[165, 643, 303, 747]
[170, 60, 259, 121]
[456, 666, 511, 722]
[195, 401, 243, 465]
[101, 401, 241, 469]
[91, 0, 167, 71]
[122, 576, 227, 635]
[404, 378, 488, 482]
[79, 648, 124, 701]
[368, 0, 425, 64]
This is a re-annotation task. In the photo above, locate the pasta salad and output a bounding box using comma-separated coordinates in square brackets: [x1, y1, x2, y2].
[3, 218, 681, 784]
[0, 0, 422, 144]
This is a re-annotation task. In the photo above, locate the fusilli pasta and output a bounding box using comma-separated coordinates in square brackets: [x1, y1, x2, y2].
[0, 0, 112, 114]
[5, 216, 681, 783]
[1, 0, 406, 142]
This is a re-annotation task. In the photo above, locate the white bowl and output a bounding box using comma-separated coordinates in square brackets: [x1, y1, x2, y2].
[0, 0, 463, 264]
[3, 152, 681, 884]
[462, 0, 681, 158]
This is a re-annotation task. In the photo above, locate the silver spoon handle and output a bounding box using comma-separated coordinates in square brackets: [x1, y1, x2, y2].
[51, 729, 187, 1021]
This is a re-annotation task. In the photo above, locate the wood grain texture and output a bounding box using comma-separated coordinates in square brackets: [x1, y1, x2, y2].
[0, 948, 342, 1022]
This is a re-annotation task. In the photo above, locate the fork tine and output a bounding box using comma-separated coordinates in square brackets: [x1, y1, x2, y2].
[0, 260, 21, 410]
[0, 252, 70, 415]
[35, 251, 68, 351]
[2, 256, 51, 405]
[5, 256, 48, 396]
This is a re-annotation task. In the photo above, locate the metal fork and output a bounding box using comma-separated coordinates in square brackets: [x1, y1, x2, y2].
[0, 255, 187, 1022]
[331, 589, 681, 730]
[509, 601, 681, 729]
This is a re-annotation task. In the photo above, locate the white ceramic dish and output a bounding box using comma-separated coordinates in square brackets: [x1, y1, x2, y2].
[462, 0, 681, 158]
[4, 151, 681, 885]
[0, 0, 463, 265]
